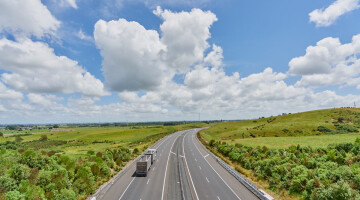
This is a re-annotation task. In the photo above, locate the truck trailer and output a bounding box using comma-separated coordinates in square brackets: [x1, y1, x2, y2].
[145, 149, 157, 164]
[136, 155, 152, 176]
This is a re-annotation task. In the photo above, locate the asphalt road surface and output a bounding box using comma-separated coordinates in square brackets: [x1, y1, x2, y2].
[98, 129, 260, 200]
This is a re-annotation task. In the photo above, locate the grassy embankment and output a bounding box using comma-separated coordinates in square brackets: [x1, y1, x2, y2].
[201, 108, 360, 148]
[198, 108, 360, 200]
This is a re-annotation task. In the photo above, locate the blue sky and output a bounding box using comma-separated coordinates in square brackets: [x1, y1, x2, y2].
[0, 0, 360, 124]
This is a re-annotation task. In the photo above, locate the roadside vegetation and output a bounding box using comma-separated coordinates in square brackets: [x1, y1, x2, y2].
[199, 108, 360, 199]
[0, 122, 207, 199]
[202, 108, 360, 147]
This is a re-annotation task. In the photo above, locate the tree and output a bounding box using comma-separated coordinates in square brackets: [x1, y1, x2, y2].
[0, 132, 3, 137]
[39, 135, 48, 141]
[6, 126, 17, 130]
[15, 135, 23, 143]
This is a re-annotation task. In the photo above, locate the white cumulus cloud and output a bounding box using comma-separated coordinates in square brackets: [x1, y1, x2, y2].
[289, 34, 360, 89]
[95, 7, 218, 92]
[309, 0, 360, 27]
[94, 18, 167, 92]
[0, 38, 108, 96]
[0, 0, 60, 38]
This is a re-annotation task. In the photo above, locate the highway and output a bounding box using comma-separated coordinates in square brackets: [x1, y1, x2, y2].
[97, 129, 260, 200]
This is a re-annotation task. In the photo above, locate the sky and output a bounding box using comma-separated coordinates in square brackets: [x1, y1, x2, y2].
[0, 0, 360, 124]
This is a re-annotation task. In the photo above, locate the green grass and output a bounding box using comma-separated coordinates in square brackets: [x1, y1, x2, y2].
[0, 123, 207, 156]
[201, 108, 360, 148]
[0, 129, 48, 134]
[224, 133, 360, 148]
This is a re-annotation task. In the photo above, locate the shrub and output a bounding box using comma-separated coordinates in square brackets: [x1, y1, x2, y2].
[39, 135, 48, 141]
[317, 126, 333, 133]
[15, 135, 23, 143]
[6, 191, 25, 200]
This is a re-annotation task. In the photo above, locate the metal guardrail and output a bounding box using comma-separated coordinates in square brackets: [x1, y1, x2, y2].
[195, 132, 271, 200]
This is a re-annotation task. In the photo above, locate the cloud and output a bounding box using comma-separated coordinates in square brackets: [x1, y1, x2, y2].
[0, 38, 108, 96]
[309, 0, 360, 27]
[144, 0, 211, 8]
[94, 18, 168, 92]
[77, 29, 93, 41]
[0, 82, 23, 100]
[60, 0, 78, 9]
[0, 0, 60, 38]
[156, 7, 218, 72]
[95, 7, 217, 92]
[204, 44, 223, 68]
[288, 34, 360, 89]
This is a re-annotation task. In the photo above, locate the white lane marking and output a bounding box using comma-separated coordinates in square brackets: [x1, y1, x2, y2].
[153, 167, 156, 171]
[183, 132, 199, 200]
[161, 134, 180, 200]
[217, 196, 221, 200]
[170, 151, 176, 155]
[204, 154, 209, 158]
[191, 132, 242, 200]
[118, 177, 135, 200]
[147, 179, 150, 184]
[195, 158, 197, 162]
[179, 155, 185, 158]
[206, 177, 209, 183]
[199, 166, 202, 170]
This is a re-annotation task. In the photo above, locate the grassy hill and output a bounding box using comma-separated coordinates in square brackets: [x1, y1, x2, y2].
[201, 108, 360, 148]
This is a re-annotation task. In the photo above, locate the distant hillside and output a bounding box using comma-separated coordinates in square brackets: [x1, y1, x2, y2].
[202, 108, 360, 141]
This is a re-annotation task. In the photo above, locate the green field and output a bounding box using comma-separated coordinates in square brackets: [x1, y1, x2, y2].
[0, 123, 207, 156]
[202, 132, 360, 148]
[201, 108, 360, 148]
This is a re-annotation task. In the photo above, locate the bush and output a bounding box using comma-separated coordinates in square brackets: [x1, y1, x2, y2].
[6, 190, 25, 200]
[54, 189, 76, 200]
[39, 135, 48, 141]
[317, 126, 333, 133]
[133, 148, 139, 154]
[15, 135, 23, 143]
[0, 176, 18, 191]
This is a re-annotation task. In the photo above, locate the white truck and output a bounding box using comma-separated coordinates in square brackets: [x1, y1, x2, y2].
[145, 149, 157, 164]
[136, 149, 157, 177]
[136, 155, 152, 176]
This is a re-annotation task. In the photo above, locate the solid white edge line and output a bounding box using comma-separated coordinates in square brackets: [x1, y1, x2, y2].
[161, 133, 180, 200]
[183, 131, 200, 200]
[191, 131, 242, 200]
[118, 177, 135, 200]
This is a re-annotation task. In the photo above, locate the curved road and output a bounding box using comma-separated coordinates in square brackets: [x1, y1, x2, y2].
[97, 129, 259, 200]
